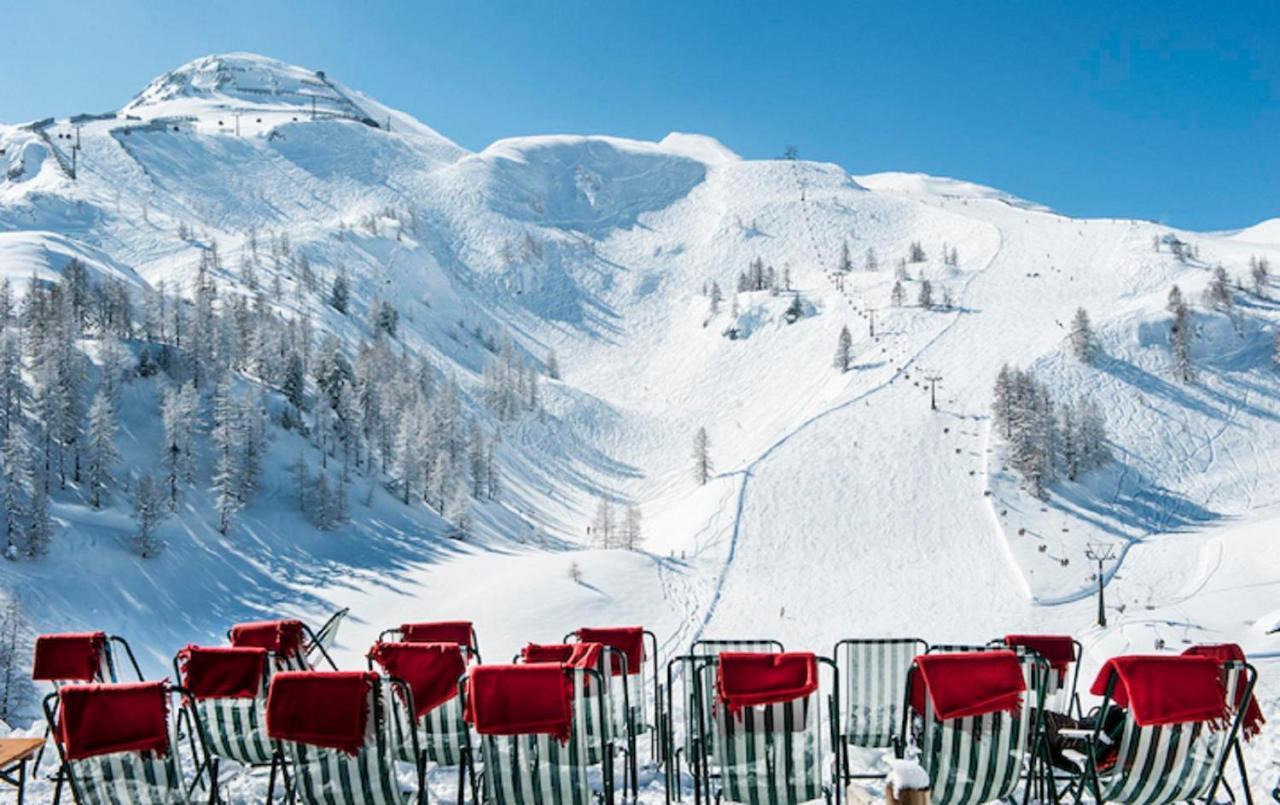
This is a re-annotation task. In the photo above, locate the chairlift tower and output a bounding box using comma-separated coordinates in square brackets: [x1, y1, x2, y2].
[1085, 542, 1116, 627]
[923, 373, 942, 410]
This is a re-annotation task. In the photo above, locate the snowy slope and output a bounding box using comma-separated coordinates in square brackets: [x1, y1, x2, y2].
[1, 52, 1278, 798]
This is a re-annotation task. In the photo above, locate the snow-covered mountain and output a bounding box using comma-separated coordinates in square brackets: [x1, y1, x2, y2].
[1, 53, 1277, 794]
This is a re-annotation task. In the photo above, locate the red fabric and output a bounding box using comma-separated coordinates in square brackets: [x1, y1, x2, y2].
[1003, 634, 1075, 678]
[178, 645, 268, 700]
[1182, 644, 1264, 740]
[57, 682, 170, 761]
[464, 664, 574, 741]
[577, 627, 645, 676]
[521, 642, 603, 670]
[1090, 655, 1227, 728]
[368, 642, 467, 718]
[400, 621, 474, 647]
[230, 619, 306, 656]
[32, 632, 107, 682]
[266, 671, 375, 755]
[716, 652, 819, 714]
[910, 651, 1026, 720]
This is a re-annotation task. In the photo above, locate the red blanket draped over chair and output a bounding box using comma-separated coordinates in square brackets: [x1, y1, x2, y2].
[521, 642, 603, 670]
[400, 621, 474, 647]
[368, 642, 467, 718]
[1003, 634, 1075, 679]
[33, 632, 107, 682]
[464, 664, 575, 741]
[1090, 655, 1228, 728]
[909, 651, 1026, 720]
[266, 671, 375, 755]
[178, 645, 268, 700]
[230, 619, 306, 657]
[1181, 644, 1264, 739]
[716, 652, 819, 715]
[577, 627, 645, 676]
[57, 682, 171, 761]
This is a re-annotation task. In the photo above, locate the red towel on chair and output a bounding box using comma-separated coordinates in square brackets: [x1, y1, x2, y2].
[577, 627, 645, 676]
[178, 645, 268, 700]
[230, 619, 306, 656]
[57, 682, 170, 761]
[400, 621, 474, 647]
[910, 651, 1026, 720]
[521, 642, 603, 670]
[32, 632, 107, 682]
[464, 664, 574, 741]
[1003, 634, 1075, 679]
[368, 642, 467, 718]
[716, 652, 819, 715]
[1182, 644, 1264, 740]
[1090, 655, 1227, 728]
[266, 671, 375, 755]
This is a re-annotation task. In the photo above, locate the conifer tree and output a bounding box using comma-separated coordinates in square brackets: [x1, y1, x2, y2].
[693, 427, 712, 486]
[132, 475, 167, 558]
[833, 325, 852, 372]
[1070, 307, 1095, 364]
[85, 389, 118, 509]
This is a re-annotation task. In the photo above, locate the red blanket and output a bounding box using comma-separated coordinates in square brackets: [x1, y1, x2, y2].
[1182, 644, 1264, 740]
[910, 651, 1026, 720]
[266, 671, 374, 755]
[400, 621, 474, 647]
[32, 632, 107, 682]
[1090, 655, 1227, 727]
[1003, 634, 1075, 679]
[368, 642, 467, 718]
[57, 682, 170, 761]
[465, 664, 574, 741]
[716, 652, 818, 714]
[178, 645, 268, 700]
[230, 619, 306, 657]
[577, 627, 645, 676]
[521, 642, 603, 670]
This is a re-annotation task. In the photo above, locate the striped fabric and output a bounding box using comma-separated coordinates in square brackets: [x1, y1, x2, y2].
[1091, 661, 1248, 804]
[479, 667, 608, 805]
[684, 640, 782, 759]
[837, 639, 923, 748]
[713, 693, 824, 804]
[386, 688, 470, 766]
[284, 679, 416, 805]
[193, 695, 275, 766]
[65, 747, 188, 804]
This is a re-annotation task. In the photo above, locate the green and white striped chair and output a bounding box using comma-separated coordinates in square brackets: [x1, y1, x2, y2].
[473, 667, 613, 805]
[833, 637, 927, 779]
[697, 655, 839, 805]
[906, 653, 1048, 805]
[1073, 660, 1256, 804]
[277, 677, 424, 805]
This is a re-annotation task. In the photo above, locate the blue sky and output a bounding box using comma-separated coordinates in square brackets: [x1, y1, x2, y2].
[3, 1, 1276, 230]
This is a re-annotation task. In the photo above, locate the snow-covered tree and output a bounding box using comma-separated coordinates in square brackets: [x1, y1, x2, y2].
[160, 383, 197, 505]
[330, 271, 350, 314]
[97, 336, 131, 401]
[908, 241, 927, 263]
[25, 474, 52, 558]
[131, 475, 167, 558]
[1069, 307, 1095, 364]
[1250, 255, 1270, 297]
[282, 350, 306, 411]
[211, 377, 242, 534]
[621, 505, 643, 550]
[1205, 265, 1233, 311]
[864, 247, 878, 273]
[838, 241, 853, 273]
[546, 349, 561, 380]
[0, 598, 35, 725]
[85, 389, 118, 509]
[891, 281, 905, 307]
[2, 428, 27, 556]
[0, 331, 25, 442]
[708, 282, 723, 316]
[1169, 292, 1194, 383]
[834, 325, 852, 372]
[591, 494, 615, 548]
[693, 426, 712, 486]
[918, 279, 933, 310]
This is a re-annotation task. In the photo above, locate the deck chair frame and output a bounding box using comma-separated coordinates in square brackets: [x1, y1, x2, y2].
[832, 637, 928, 781]
[380, 625, 483, 663]
[226, 622, 339, 671]
[308, 608, 350, 664]
[986, 637, 1084, 719]
[565, 629, 663, 767]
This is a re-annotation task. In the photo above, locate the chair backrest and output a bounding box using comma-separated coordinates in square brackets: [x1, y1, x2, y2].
[566, 627, 659, 738]
[513, 643, 616, 765]
[174, 646, 274, 767]
[909, 653, 1047, 805]
[374, 643, 477, 767]
[677, 638, 784, 760]
[386, 621, 482, 661]
[473, 666, 611, 805]
[700, 654, 835, 805]
[33, 633, 142, 687]
[280, 677, 415, 805]
[992, 635, 1081, 715]
[835, 637, 927, 748]
[1093, 660, 1254, 804]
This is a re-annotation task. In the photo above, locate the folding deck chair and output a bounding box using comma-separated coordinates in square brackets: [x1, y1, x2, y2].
[309, 608, 350, 664]
[832, 637, 927, 780]
[174, 645, 277, 802]
[229, 618, 337, 671]
[266, 670, 425, 805]
[902, 649, 1049, 805]
[31, 632, 145, 778]
[1066, 655, 1257, 805]
[463, 662, 614, 805]
[42, 681, 190, 804]
[692, 651, 841, 805]
[566, 626, 663, 767]
[382, 621, 483, 663]
[996, 635, 1082, 718]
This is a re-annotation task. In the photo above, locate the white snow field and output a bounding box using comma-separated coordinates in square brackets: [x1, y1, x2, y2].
[1, 53, 1277, 799]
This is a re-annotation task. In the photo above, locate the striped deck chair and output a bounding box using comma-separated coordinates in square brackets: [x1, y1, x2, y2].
[905, 651, 1048, 805]
[832, 638, 927, 779]
[174, 645, 276, 801]
[42, 682, 189, 805]
[566, 628, 663, 767]
[468, 665, 614, 805]
[1072, 658, 1256, 804]
[385, 621, 483, 662]
[268, 671, 424, 805]
[995, 635, 1082, 718]
[229, 618, 336, 671]
[515, 644, 617, 770]
[697, 653, 840, 805]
